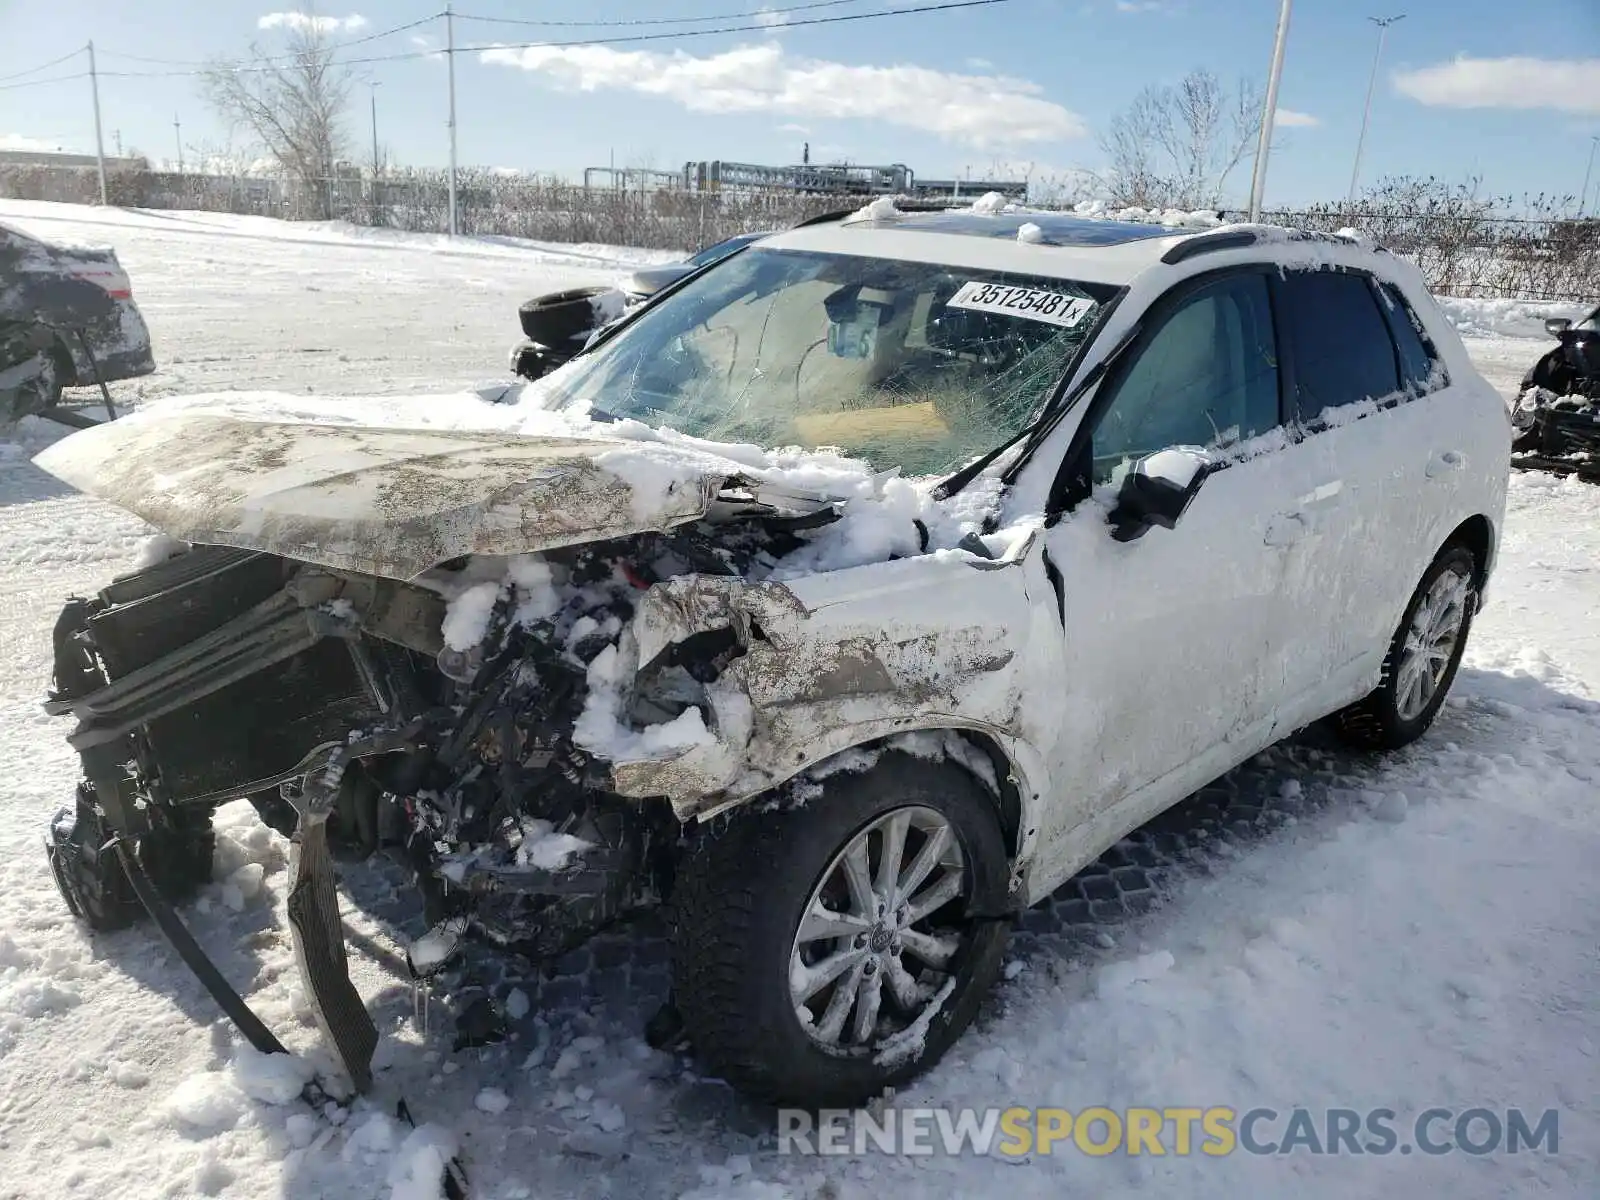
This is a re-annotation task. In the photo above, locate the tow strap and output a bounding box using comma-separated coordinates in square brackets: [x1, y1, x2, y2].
[112, 835, 471, 1196]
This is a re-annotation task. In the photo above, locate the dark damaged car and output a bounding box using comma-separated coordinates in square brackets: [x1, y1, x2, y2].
[0, 220, 154, 425]
[34, 208, 1508, 1110]
[1510, 303, 1600, 479]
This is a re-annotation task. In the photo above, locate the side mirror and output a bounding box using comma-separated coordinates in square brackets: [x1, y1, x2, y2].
[1107, 447, 1216, 542]
[1545, 317, 1572, 337]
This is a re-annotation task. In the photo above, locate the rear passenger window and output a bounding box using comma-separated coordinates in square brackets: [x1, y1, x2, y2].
[1376, 281, 1443, 394]
[1277, 269, 1400, 422]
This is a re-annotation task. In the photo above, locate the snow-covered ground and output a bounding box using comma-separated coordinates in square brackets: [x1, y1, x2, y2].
[0, 201, 1594, 1200]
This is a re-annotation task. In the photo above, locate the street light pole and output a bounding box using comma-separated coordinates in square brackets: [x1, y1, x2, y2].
[1248, 0, 1294, 222]
[1581, 135, 1599, 217]
[1348, 15, 1405, 210]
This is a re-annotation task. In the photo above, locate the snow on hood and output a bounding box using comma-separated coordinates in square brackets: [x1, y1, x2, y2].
[32, 390, 1002, 581]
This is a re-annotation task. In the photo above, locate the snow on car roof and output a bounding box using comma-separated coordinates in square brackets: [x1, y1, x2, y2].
[759, 215, 1197, 286]
[851, 209, 1187, 247]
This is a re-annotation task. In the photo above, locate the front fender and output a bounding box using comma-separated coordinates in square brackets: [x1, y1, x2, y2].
[603, 539, 1061, 882]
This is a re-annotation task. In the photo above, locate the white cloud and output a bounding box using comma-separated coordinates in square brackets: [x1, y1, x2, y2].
[777, 122, 810, 134]
[409, 33, 446, 62]
[479, 42, 1087, 148]
[1274, 107, 1320, 127]
[257, 11, 368, 33]
[1115, 1, 1171, 12]
[966, 56, 994, 69]
[753, 6, 789, 27]
[1394, 56, 1600, 115]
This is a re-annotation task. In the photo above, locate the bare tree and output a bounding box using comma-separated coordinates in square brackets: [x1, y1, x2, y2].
[201, 23, 352, 220]
[1100, 70, 1264, 210]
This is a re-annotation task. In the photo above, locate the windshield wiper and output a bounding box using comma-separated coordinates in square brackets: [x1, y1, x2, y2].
[932, 320, 1141, 501]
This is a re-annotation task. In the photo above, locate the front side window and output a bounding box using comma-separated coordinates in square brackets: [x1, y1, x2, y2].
[537, 248, 1115, 477]
[1277, 269, 1400, 422]
[1088, 272, 1280, 484]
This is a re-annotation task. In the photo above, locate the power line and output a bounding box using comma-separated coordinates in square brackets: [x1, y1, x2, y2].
[0, 46, 85, 83]
[0, 71, 89, 92]
[96, 13, 445, 70]
[94, 0, 1019, 79]
[453, 0, 870, 28]
[467, 0, 1014, 45]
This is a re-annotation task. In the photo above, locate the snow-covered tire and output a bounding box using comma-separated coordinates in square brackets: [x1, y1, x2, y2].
[517, 286, 612, 345]
[1332, 545, 1478, 751]
[670, 752, 1010, 1109]
[46, 792, 216, 932]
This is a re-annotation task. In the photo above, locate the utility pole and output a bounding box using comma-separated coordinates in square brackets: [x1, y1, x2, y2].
[445, 4, 458, 237]
[1248, 0, 1293, 222]
[87, 41, 108, 204]
[1582, 135, 1600, 218]
[174, 113, 183, 175]
[1348, 15, 1405, 209]
[369, 81, 382, 176]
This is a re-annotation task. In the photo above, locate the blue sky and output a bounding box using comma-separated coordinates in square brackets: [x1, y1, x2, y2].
[2, 0, 1598, 207]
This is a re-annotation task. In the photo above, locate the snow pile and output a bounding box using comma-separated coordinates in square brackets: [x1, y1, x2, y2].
[969, 190, 1014, 214]
[512, 817, 593, 870]
[407, 916, 468, 975]
[233, 1046, 315, 1104]
[587, 287, 628, 328]
[573, 640, 717, 762]
[842, 195, 904, 224]
[159, 1070, 249, 1135]
[440, 581, 500, 651]
[1070, 199, 1224, 228]
[472, 1087, 510, 1115]
[128, 533, 189, 572]
[1434, 296, 1585, 340]
[387, 1124, 459, 1200]
[1016, 221, 1045, 244]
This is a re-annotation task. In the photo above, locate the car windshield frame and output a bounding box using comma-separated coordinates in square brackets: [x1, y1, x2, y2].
[537, 245, 1120, 478]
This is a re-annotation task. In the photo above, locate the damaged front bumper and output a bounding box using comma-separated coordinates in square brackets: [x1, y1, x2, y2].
[42, 543, 668, 1091]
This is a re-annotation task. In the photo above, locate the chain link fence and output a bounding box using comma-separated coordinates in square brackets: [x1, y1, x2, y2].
[5, 163, 1596, 301]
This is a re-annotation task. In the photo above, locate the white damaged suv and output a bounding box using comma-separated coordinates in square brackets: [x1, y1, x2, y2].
[36, 206, 1509, 1108]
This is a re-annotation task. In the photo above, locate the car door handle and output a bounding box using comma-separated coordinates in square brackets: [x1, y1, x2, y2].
[1427, 449, 1466, 478]
[1294, 479, 1344, 509]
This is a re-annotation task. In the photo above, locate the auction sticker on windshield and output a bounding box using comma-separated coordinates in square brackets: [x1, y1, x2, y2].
[946, 281, 1095, 328]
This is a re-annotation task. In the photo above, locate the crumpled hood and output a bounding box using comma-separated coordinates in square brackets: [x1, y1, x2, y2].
[33, 410, 734, 579]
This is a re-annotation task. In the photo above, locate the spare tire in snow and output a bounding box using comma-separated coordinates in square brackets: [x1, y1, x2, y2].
[518, 286, 624, 345]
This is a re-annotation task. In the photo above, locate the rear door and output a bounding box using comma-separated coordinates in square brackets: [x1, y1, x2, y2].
[1263, 266, 1456, 724]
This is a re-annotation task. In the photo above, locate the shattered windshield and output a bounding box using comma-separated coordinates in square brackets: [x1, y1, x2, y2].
[540, 248, 1116, 476]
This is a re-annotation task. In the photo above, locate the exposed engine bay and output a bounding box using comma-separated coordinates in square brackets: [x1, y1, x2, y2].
[49, 500, 839, 920]
[42, 488, 900, 1088]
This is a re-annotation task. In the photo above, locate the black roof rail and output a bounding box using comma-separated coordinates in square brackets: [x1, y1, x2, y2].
[1159, 228, 1258, 264]
[791, 198, 975, 230]
[791, 208, 855, 229]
